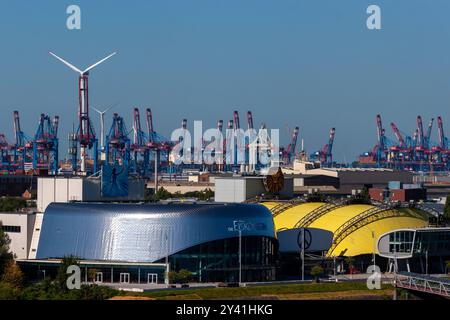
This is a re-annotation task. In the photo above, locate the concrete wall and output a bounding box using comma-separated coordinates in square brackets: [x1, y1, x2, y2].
[37, 177, 145, 212]
[215, 176, 294, 203]
[214, 178, 246, 203]
[0, 212, 36, 259]
[37, 178, 83, 212]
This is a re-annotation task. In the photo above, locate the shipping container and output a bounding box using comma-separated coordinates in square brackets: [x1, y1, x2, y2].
[390, 188, 426, 202]
[369, 188, 387, 201]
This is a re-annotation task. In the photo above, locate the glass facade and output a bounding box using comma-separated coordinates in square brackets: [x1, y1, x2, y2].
[413, 230, 450, 255]
[387, 229, 450, 256]
[388, 231, 414, 254]
[158, 236, 278, 283]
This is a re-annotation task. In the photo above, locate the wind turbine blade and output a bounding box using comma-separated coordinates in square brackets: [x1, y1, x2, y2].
[49, 52, 83, 74]
[103, 104, 116, 113]
[91, 107, 102, 114]
[83, 52, 117, 74]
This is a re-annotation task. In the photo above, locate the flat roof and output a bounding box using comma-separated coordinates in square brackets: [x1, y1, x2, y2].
[17, 259, 168, 267]
[415, 227, 450, 232]
[321, 168, 396, 172]
[0, 211, 36, 215]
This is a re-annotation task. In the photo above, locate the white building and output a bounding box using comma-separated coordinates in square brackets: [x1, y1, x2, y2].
[0, 212, 37, 259]
[214, 176, 294, 203]
[37, 177, 145, 212]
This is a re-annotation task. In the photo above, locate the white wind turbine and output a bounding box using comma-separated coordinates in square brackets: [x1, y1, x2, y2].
[49, 51, 117, 173]
[91, 105, 116, 152]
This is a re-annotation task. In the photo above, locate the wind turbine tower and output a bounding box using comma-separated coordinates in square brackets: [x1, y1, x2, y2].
[49, 51, 116, 173]
[92, 105, 115, 154]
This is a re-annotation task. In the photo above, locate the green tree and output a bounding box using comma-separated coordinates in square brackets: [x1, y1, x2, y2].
[177, 269, 192, 284]
[168, 270, 179, 283]
[88, 268, 98, 282]
[199, 188, 214, 201]
[145, 187, 173, 202]
[168, 269, 192, 284]
[0, 197, 27, 212]
[2, 260, 24, 289]
[0, 282, 19, 300]
[444, 196, 450, 221]
[310, 265, 324, 283]
[153, 187, 172, 201]
[55, 255, 79, 293]
[0, 223, 13, 277]
[360, 186, 371, 204]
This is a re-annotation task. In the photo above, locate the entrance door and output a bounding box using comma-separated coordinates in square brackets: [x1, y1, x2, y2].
[147, 273, 158, 284]
[95, 272, 103, 283]
[119, 273, 130, 284]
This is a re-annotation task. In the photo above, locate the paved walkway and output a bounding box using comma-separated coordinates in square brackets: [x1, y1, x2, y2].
[88, 273, 449, 292]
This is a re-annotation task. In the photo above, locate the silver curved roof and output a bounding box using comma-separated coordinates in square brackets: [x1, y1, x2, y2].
[36, 202, 275, 262]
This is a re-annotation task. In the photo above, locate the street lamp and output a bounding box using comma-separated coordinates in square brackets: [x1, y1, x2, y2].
[238, 228, 242, 285]
[165, 229, 171, 287]
[229, 220, 245, 286]
[297, 228, 311, 281]
[300, 228, 305, 281]
[372, 230, 376, 272]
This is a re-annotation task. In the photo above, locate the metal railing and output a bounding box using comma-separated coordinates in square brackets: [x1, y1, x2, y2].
[395, 272, 450, 298]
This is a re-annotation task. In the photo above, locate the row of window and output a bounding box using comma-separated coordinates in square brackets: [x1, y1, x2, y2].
[0, 225, 21, 233]
[388, 231, 450, 254]
[157, 236, 277, 282]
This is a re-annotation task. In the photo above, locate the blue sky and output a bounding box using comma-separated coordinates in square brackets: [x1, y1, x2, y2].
[2, 0, 450, 162]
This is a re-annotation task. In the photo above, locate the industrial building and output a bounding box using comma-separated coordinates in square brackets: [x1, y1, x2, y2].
[18, 202, 278, 283]
[0, 211, 36, 259]
[369, 188, 427, 203]
[214, 176, 294, 203]
[284, 160, 414, 195]
[37, 176, 145, 212]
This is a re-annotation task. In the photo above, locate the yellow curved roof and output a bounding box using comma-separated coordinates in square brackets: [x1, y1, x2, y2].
[262, 202, 428, 257]
[272, 202, 323, 231]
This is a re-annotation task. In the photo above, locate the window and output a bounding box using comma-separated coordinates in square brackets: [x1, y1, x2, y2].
[0, 225, 21, 233]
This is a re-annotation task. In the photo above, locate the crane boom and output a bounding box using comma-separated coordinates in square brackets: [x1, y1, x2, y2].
[217, 120, 223, 132]
[233, 111, 240, 130]
[247, 111, 253, 130]
[437, 116, 446, 149]
[376, 114, 384, 146]
[390, 122, 406, 148]
[13, 111, 23, 147]
[425, 118, 434, 148]
[52, 116, 59, 138]
[327, 127, 335, 157]
[417, 116, 424, 148]
[146, 108, 154, 136]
